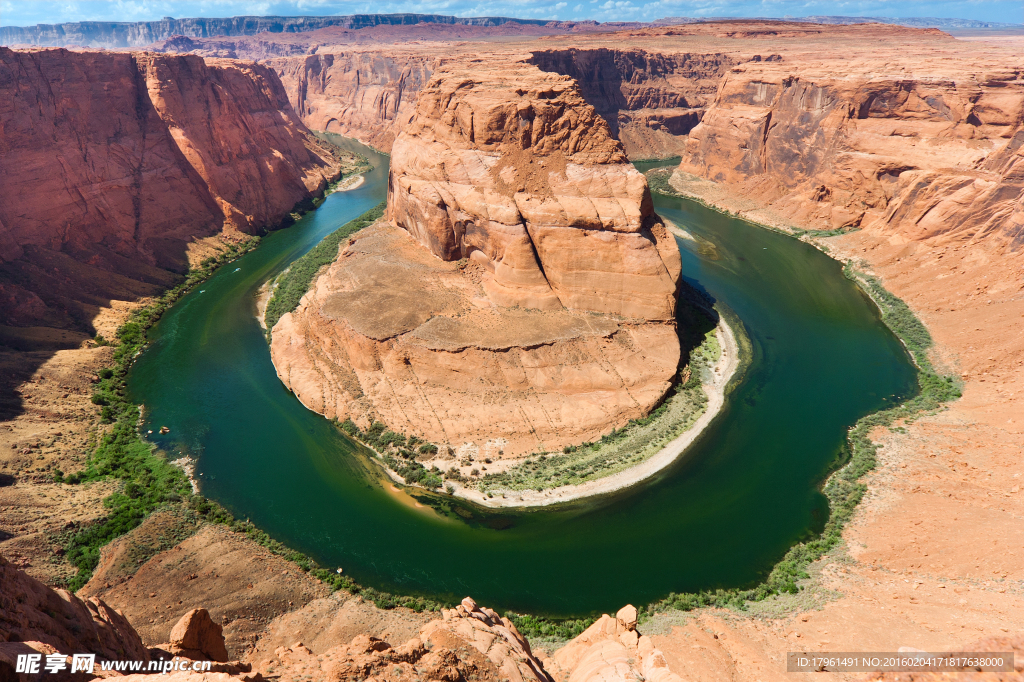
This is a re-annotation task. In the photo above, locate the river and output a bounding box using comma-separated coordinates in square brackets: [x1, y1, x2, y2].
[127, 139, 918, 617]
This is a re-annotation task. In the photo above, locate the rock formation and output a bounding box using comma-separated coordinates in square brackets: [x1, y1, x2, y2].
[0, 47, 340, 331]
[268, 50, 435, 151]
[0, 555, 149, 662]
[271, 62, 682, 455]
[387, 62, 681, 318]
[169, 609, 230, 662]
[528, 48, 733, 159]
[1, 552, 552, 682]
[0, 14, 552, 49]
[675, 32, 1024, 248]
[542, 605, 682, 682]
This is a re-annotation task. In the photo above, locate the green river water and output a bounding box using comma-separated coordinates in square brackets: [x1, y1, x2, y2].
[127, 140, 918, 617]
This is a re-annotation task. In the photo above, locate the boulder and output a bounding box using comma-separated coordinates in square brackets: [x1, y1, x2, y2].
[169, 609, 230, 662]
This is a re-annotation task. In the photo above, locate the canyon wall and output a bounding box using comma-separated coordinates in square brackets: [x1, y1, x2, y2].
[266, 47, 732, 159]
[677, 59, 1024, 248]
[268, 51, 435, 151]
[0, 47, 339, 332]
[271, 62, 682, 456]
[528, 48, 734, 158]
[0, 14, 551, 49]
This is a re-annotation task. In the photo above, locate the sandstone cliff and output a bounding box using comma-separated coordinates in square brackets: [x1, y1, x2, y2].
[268, 50, 435, 151]
[387, 62, 681, 319]
[528, 48, 733, 159]
[271, 62, 682, 456]
[0, 47, 340, 332]
[0, 555, 149, 662]
[676, 43, 1024, 248]
[0, 14, 552, 49]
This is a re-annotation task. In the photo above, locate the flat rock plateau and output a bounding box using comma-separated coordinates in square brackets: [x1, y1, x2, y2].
[2, 17, 1024, 682]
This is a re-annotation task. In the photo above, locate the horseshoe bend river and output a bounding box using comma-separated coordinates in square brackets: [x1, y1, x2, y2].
[127, 140, 918, 617]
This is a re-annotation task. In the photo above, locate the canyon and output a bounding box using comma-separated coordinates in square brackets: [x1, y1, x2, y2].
[270, 61, 683, 455]
[0, 47, 348, 341]
[1, 16, 1023, 682]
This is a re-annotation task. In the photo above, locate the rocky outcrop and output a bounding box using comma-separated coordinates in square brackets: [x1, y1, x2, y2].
[272, 61, 682, 456]
[0, 555, 148, 662]
[542, 605, 682, 682]
[256, 597, 550, 682]
[529, 48, 733, 158]
[427, 597, 552, 682]
[388, 62, 681, 319]
[677, 52, 1024, 249]
[270, 221, 680, 456]
[0, 47, 340, 331]
[169, 609, 230, 662]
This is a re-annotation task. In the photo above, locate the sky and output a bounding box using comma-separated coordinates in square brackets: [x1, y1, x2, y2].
[1, 0, 1021, 27]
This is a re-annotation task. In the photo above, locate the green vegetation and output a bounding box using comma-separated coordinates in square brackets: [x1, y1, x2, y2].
[338, 419, 445, 488]
[56, 229, 448, 612]
[184, 494, 445, 612]
[263, 202, 386, 334]
[792, 227, 859, 239]
[505, 613, 595, 643]
[645, 168, 681, 197]
[632, 155, 683, 165]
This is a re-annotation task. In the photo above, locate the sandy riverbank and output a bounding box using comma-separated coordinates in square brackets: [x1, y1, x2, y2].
[332, 174, 364, 192]
[447, 315, 742, 508]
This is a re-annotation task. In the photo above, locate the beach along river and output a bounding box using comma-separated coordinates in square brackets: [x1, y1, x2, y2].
[128, 142, 918, 617]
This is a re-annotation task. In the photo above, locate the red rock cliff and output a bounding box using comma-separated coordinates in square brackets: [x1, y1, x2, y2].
[677, 55, 1024, 248]
[0, 47, 339, 330]
[387, 61, 682, 320]
[269, 50, 435, 152]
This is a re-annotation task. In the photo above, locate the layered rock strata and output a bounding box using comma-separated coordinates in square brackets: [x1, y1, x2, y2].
[268, 51, 435, 151]
[676, 46, 1024, 248]
[271, 221, 680, 456]
[0, 14, 552, 49]
[272, 62, 682, 456]
[0, 47, 341, 330]
[528, 48, 734, 159]
[387, 62, 681, 319]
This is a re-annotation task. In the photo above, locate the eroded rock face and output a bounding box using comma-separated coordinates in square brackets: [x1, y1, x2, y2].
[678, 57, 1024, 248]
[271, 221, 680, 456]
[528, 48, 733, 159]
[0, 555, 148, 662]
[0, 47, 340, 329]
[387, 61, 681, 320]
[542, 605, 681, 682]
[269, 51, 434, 152]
